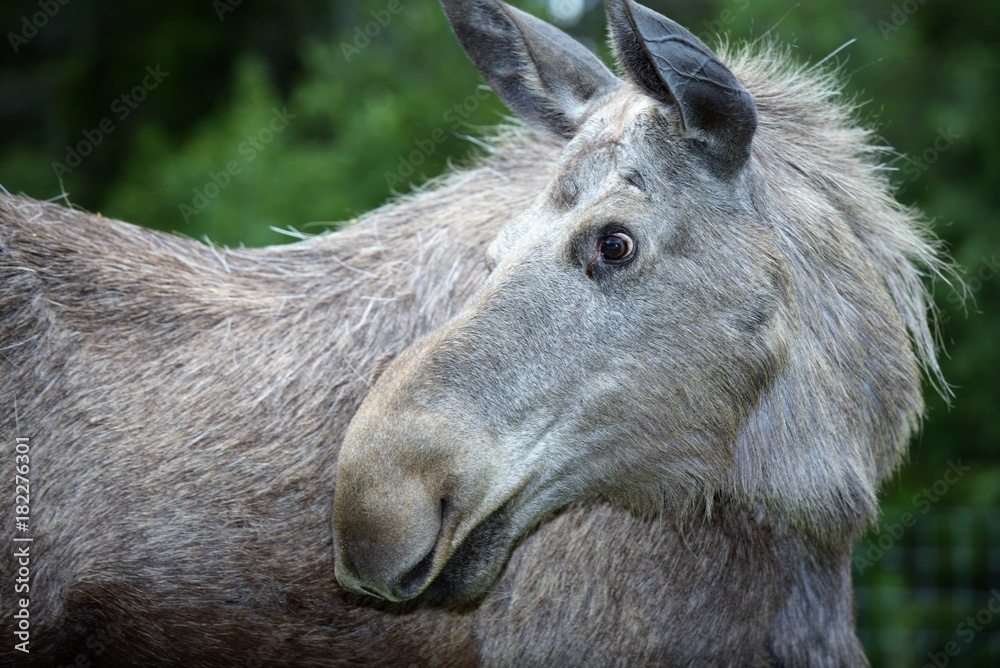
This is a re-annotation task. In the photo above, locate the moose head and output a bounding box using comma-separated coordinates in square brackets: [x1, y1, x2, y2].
[331, 0, 928, 604]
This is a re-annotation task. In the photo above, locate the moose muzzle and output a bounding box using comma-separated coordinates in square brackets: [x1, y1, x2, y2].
[331, 356, 502, 603]
[333, 459, 447, 601]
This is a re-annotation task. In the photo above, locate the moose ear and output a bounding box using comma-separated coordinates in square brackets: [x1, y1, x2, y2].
[606, 0, 757, 179]
[440, 0, 620, 137]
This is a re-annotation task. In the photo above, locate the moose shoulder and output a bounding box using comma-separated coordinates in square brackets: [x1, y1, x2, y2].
[0, 0, 942, 665]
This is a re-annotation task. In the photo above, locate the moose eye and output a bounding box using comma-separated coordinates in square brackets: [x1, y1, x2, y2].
[599, 231, 635, 264]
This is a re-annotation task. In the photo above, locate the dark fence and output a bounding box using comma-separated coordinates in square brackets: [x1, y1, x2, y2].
[855, 505, 1000, 667]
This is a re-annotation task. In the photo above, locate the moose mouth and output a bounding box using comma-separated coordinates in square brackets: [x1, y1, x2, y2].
[409, 497, 521, 605]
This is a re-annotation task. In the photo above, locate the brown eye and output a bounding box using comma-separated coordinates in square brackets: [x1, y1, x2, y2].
[599, 231, 635, 264]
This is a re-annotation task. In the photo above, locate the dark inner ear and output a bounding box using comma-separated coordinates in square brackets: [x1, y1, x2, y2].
[441, 0, 620, 137]
[606, 0, 757, 179]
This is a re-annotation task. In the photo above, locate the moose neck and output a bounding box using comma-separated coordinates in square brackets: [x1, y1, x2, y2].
[765, 512, 866, 663]
[474, 496, 865, 664]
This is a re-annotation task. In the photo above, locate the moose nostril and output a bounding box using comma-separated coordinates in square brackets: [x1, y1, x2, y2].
[392, 498, 447, 599]
[395, 547, 436, 599]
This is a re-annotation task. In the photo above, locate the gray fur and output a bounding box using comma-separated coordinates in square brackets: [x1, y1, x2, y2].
[1, 1, 943, 665]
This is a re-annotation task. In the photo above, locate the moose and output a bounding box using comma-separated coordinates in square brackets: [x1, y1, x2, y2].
[1, 0, 943, 665]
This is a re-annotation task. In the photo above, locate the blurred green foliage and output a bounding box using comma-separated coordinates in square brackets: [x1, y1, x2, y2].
[1, 0, 997, 664]
[1, 0, 511, 246]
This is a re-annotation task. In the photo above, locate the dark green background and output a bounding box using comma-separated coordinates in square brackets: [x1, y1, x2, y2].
[2, 1, 997, 664]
